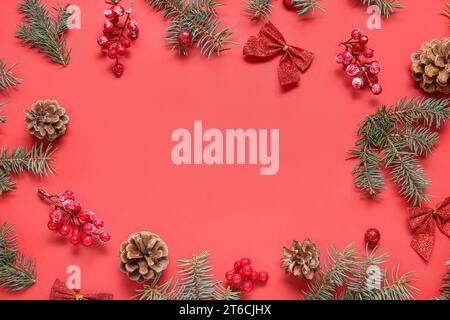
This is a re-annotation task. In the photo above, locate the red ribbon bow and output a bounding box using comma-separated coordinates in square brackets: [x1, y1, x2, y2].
[243, 21, 314, 86]
[409, 197, 450, 262]
[50, 279, 113, 300]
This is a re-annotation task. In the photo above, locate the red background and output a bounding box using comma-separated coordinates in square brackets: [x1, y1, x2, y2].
[0, 0, 449, 300]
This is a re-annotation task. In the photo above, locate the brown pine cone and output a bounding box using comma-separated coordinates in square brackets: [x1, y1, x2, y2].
[24, 100, 70, 141]
[411, 38, 450, 94]
[119, 231, 169, 283]
[281, 239, 320, 280]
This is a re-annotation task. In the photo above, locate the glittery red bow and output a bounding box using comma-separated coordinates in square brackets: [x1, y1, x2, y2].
[409, 197, 450, 262]
[49, 279, 113, 300]
[243, 21, 314, 86]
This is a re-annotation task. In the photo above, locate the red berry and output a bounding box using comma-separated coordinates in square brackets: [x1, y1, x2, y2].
[107, 48, 118, 59]
[335, 53, 345, 64]
[127, 20, 139, 31]
[62, 199, 82, 214]
[49, 209, 63, 223]
[232, 273, 242, 284]
[241, 265, 253, 276]
[93, 218, 104, 228]
[365, 228, 381, 244]
[177, 29, 192, 46]
[121, 37, 131, 48]
[225, 271, 234, 281]
[283, 0, 295, 9]
[242, 280, 254, 292]
[258, 271, 269, 282]
[104, 8, 115, 20]
[59, 224, 71, 236]
[371, 83, 382, 95]
[369, 61, 380, 75]
[58, 190, 75, 201]
[352, 77, 365, 89]
[117, 45, 126, 56]
[81, 234, 93, 247]
[99, 231, 111, 242]
[352, 43, 363, 52]
[47, 220, 60, 231]
[112, 5, 125, 17]
[358, 34, 369, 44]
[103, 20, 115, 34]
[97, 35, 109, 47]
[70, 234, 81, 245]
[128, 30, 139, 40]
[351, 28, 362, 39]
[82, 223, 95, 234]
[79, 210, 95, 222]
[250, 271, 259, 281]
[234, 261, 242, 271]
[362, 48, 374, 58]
[112, 63, 124, 77]
[240, 258, 251, 266]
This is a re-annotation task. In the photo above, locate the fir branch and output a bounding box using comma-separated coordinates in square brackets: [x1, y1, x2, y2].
[244, 0, 272, 21]
[294, 0, 325, 16]
[444, 3, 450, 22]
[145, 0, 234, 57]
[359, 0, 403, 17]
[364, 265, 417, 300]
[0, 61, 22, 91]
[133, 274, 185, 300]
[0, 102, 7, 123]
[434, 260, 450, 300]
[0, 222, 36, 291]
[349, 97, 449, 205]
[16, 0, 72, 66]
[0, 171, 15, 195]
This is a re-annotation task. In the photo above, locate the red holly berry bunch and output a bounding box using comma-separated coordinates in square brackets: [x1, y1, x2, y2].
[335, 28, 382, 95]
[38, 188, 111, 247]
[225, 258, 268, 293]
[97, 1, 139, 77]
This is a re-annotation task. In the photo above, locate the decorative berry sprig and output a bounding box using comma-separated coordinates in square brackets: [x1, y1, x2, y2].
[335, 29, 382, 95]
[97, 1, 139, 77]
[38, 189, 111, 247]
[225, 258, 268, 293]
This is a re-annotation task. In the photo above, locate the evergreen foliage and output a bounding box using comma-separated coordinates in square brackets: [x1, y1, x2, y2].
[348, 97, 450, 206]
[434, 260, 450, 300]
[0, 222, 36, 291]
[294, 0, 325, 16]
[304, 244, 417, 300]
[144, 0, 234, 57]
[133, 250, 240, 300]
[0, 61, 21, 90]
[0, 143, 55, 195]
[0, 102, 7, 124]
[244, 0, 272, 20]
[359, 0, 403, 17]
[16, 0, 72, 66]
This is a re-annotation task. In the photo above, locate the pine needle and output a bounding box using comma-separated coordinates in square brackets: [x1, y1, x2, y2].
[444, 3, 450, 21]
[16, 0, 72, 66]
[0, 222, 36, 291]
[434, 260, 450, 300]
[294, 0, 326, 16]
[0, 60, 21, 90]
[359, 0, 403, 17]
[244, 0, 272, 21]
[145, 0, 235, 57]
[348, 97, 450, 206]
[0, 102, 7, 123]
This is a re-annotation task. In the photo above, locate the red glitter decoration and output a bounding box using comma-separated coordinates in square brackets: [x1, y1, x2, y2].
[50, 279, 113, 300]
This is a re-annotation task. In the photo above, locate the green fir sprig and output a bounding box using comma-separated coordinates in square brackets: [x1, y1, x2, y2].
[304, 244, 417, 300]
[0, 61, 22, 91]
[16, 0, 72, 66]
[0, 222, 36, 291]
[133, 250, 240, 300]
[144, 0, 235, 57]
[443, 3, 450, 23]
[434, 260, 450, 300]
[0, 143, 55, 195]
[244, 0, 272, 21]
[359, 0, 403, 18]
[294, 0, 325, 16]
[348, 97, 450, 206]
[0, 102, 7, 124]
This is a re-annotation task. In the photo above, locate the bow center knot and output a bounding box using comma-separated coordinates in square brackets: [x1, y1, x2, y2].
[432, 208, 438, 215]
[75, 293, 84, 300]
[282, 44, 289, 52]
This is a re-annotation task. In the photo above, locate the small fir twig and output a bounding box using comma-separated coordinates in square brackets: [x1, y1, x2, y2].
[294, 0, 325, 16]
[359, 0, 403, 18]
[16, 0, 72, 66]
[434, 260, 450, 300]
[443, 3, 450, 24]
[348, 97, 450, 206]
[0, 222, 36, 291]
[0, 61, 22, 90]
[0, 102, 7, 123]
[244, 0, 272, 21]
[133, 250, 240, 300]
[0, 143, 55, 195]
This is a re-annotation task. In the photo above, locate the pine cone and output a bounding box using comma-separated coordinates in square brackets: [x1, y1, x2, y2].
[411, 38, 450, 94]
[281, 239, 320, 280]
[24, 100, 70, 141]
[119, 231, 169, 283]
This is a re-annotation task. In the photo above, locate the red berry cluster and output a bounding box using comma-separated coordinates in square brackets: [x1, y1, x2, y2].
[38, 188, 111, 247]
[225, 258, 268, 293]
[97, 2, 139, 77]
[335, 28, 382, 95]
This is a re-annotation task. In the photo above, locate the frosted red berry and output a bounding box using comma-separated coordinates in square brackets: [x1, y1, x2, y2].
[104, 8, 114, 20]
[49, 209, 63, 223]
[48, 221, 60, 231]
[112, 63, 124, 77]
[121, 37, 131, 48]
[103, 20, 115, 34]
[58, 190, 75, 201]
[352, 77, 365, 89]
[99, 231, 111, 242]
[370, 84, 382, 95]
[365, 228, 381, 245]
[363, 48, 374, 58]
[351, 28, 362, 39]
[62, 199, 81, 214]
[112, 5, 125, 17]
[82, 223, 95, 234]
[117, 45, 126, 56]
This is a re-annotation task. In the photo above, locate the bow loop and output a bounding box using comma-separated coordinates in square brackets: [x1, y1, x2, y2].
[243, 21, 314, 86]
[50, 279, 113, 300]
[409, 197, 450, 262]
